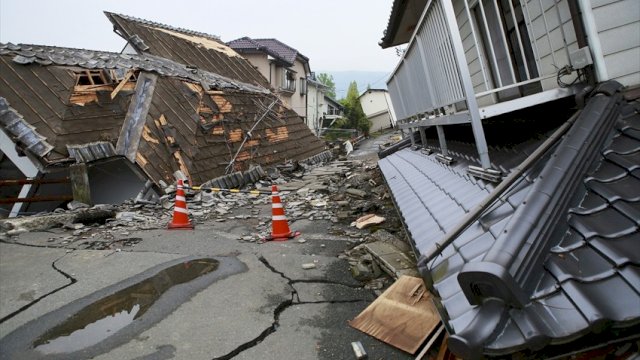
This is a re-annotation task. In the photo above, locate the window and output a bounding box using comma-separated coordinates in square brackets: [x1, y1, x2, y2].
[281, 69, 296, 93]
[474, 0, 540, 99]
[299, 77, 307, 95]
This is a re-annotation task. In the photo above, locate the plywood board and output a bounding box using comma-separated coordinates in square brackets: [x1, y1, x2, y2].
[348, 275, 440, 354]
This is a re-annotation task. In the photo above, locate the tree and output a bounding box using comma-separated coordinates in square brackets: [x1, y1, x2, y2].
[317, 73, 336, 99]
[338, 81, 370, 135]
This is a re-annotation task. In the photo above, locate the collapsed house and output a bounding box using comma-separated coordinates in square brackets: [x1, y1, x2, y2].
[0, 13, 327, 217]
[378, 0, 639, 358]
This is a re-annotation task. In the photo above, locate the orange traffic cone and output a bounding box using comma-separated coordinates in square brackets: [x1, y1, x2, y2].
[168, 179, 194, 230]
[265, 185, 300, 241]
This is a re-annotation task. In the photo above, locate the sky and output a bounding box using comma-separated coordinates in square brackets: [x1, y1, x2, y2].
[0, 0, 401, 74]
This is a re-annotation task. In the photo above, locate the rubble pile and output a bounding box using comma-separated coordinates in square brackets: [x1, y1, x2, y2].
[0, 152, 416, 285]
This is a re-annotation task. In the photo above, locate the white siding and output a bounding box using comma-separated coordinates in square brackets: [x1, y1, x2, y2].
[523, 0, 578, 89]
[591, 0, 640, 86]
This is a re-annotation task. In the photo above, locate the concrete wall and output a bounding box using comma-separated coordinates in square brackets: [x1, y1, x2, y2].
[241, 53, 273, 85]
[369, 111, 394, 133]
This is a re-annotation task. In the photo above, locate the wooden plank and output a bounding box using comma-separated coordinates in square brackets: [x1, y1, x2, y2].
[110, 69, 134, 99]
[415, 324, 445, 360]
[115, 72, 158, 162]
[348, 275, 441, 354]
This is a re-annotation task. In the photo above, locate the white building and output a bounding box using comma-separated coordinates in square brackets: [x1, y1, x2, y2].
[358, 89, 397, 132]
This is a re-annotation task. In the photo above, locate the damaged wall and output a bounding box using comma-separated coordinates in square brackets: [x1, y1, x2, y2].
[137, 79, 326, 185]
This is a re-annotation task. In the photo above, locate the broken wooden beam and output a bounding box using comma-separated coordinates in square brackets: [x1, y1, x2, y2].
[110, 69, 135, 99]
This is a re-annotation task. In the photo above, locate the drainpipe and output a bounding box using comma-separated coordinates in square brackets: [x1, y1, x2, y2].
[577, 0, 609, 82]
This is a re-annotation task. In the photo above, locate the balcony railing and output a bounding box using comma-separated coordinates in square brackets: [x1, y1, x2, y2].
[387, 0, 580, 169]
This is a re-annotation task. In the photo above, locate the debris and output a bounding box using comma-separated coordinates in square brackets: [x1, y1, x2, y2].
[67, 201, 90, 211]
[310, 199, 327, 207]
[297, 238, 307, 244]
[63, 223, 85, 230]
[350, 253, 382, 281]
[353, 214, 385, 229]
[364, 241, 418, 278]
[344, 140, 354, 156]
[301, 263, 316, 270]
[351, 341, 367, 359]
[349, 276, 440, 354]
[414, 324, 445, 360]
[346, 188, 367, 198]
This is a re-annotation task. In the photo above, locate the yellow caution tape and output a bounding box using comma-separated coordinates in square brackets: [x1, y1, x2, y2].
[184, 185, 270, 195]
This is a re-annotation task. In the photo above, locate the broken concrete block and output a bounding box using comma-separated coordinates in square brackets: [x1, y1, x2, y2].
[310, 199, 327, 207]
[67, 201, 90, 211]
[351, 341, 367, 360]
[346, 188, 367, 198]
[1, 213, 75, 233]
[63, 223, 85, 230]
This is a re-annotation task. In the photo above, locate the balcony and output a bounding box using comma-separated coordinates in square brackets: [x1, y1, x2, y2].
[387, 0, 585, 169]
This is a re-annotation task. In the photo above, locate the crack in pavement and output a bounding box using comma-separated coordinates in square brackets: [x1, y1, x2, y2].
[0, 253, 77, 324]
[211, 256, 369, 360]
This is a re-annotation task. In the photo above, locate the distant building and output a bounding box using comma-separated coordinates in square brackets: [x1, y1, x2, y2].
[227, 37, 310, 120]
[358, 89, 397, 132]
[306, 75, 329, 135]
[320, 96, 345, 129]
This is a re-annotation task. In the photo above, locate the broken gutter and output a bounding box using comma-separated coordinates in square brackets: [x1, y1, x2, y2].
[417, 109, 582, 268]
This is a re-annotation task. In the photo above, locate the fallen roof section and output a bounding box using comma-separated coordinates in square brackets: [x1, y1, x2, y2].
[104, 12, 270, 87]
[0, 43, 326, 191]
[379, 81, 640, 358]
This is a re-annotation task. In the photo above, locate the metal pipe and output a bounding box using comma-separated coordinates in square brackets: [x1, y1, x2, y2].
[226, 98, 278, 174]
[435, 125, 448, 155]
[0, 178, 70, 186]
[553, 0, 572, 65]
[418, 109, 581, 266]
[475, 73, 555, 97]
[443, 0, 492, 168]
[521, 0, 544, 76]
[463, 0, 491, 90]
[577, 0, 609, 81]
[0, 195, 74, 204]
[492, 0, 518, 83]
[478, 0, 503, 87]
[508, 0, 532, 79]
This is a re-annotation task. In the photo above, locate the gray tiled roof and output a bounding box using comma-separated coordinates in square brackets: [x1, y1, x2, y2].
[379, 82, 640, 358]
[0, 97, 53, 157]
[227, 37, 308, 66]
[104, 12, 222, 42]
[0, 43, 268, 94]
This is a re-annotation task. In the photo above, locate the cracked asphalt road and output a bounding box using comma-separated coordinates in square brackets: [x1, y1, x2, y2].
[0, 200, 413, 359]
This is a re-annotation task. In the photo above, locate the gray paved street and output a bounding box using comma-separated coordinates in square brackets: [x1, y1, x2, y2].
[0, 141, 413, 360]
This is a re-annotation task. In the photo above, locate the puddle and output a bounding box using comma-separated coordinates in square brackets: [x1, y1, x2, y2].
[33, 258, 218, 355]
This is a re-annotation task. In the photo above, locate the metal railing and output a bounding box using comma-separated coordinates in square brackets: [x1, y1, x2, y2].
[387, 0, 578, 169]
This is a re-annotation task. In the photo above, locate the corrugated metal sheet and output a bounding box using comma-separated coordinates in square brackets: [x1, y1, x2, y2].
[379, 82, 640, 358]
